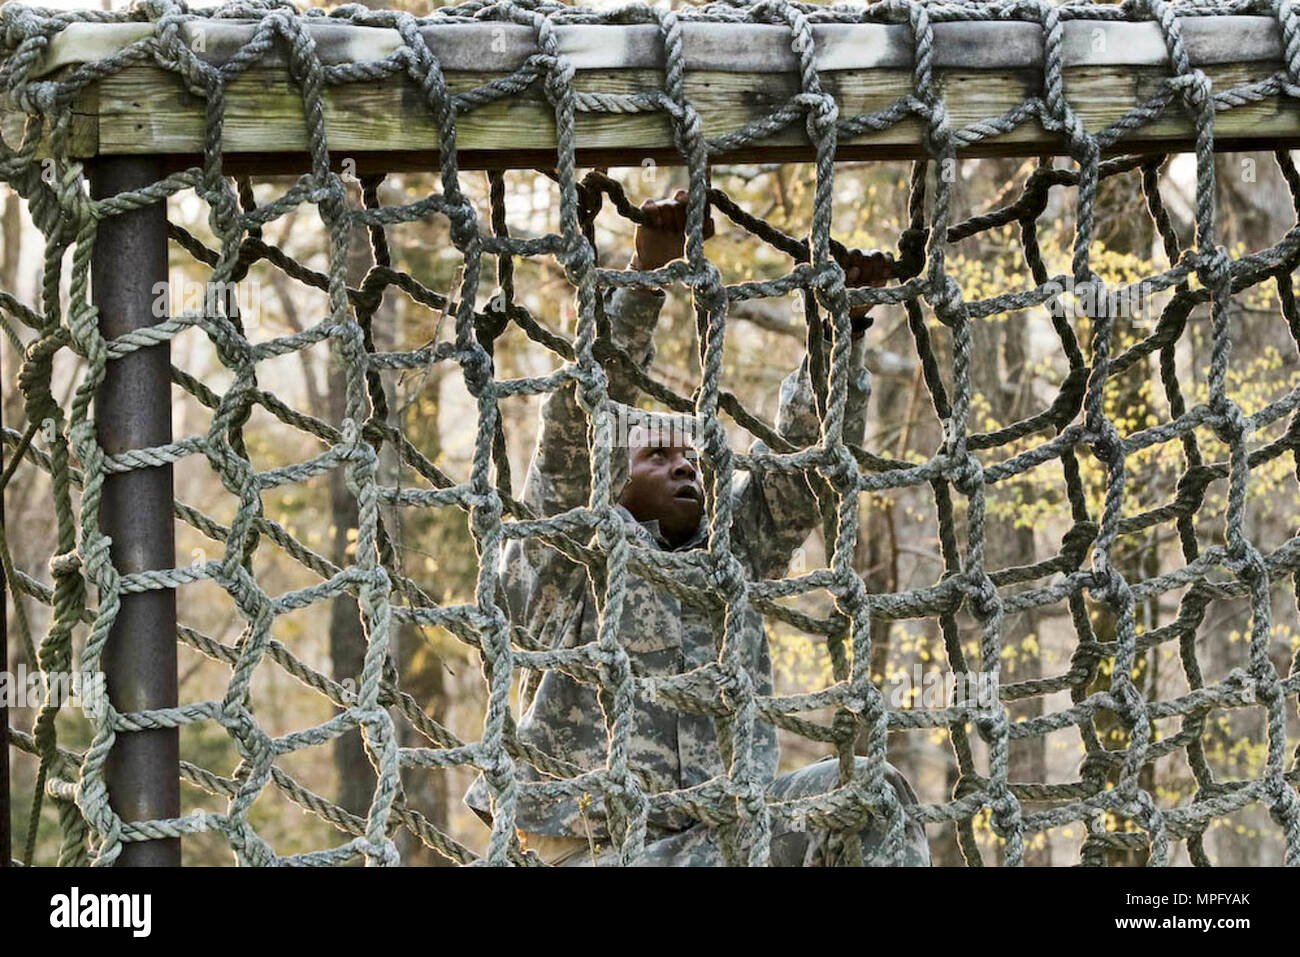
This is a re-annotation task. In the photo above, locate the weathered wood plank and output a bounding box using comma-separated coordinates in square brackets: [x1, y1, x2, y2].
[33, 16, 1291, 75]
[68, 59, 1300, 171]
[4, 14, 1300, 172]
[0, 85, 97, 162]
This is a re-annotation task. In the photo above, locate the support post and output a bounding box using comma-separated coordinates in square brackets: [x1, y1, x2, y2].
[1, 380, 10, 867]
[91, 156, 180, 867]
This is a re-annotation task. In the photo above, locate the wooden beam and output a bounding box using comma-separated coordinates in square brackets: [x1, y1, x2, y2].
[30, 16, 1292, 75]
[3, 16, 1299, 172]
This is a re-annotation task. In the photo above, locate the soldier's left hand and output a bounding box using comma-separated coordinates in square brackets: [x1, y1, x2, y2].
[836, 247, 893, 328]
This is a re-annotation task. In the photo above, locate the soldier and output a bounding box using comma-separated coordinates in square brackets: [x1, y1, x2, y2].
[466, 189, 930, 867]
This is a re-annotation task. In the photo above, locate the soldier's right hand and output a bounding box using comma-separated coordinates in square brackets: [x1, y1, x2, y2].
[835, 247, 893, 335]
[631, 189, 716, 271]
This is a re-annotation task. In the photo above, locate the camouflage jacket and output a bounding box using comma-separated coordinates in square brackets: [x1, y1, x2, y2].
[465, 285, 871, 841]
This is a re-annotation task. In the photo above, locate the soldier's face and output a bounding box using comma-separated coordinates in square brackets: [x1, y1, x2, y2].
[619, 436, 703, 547]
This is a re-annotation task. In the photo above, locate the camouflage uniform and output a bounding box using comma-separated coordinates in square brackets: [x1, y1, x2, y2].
[465, 286, 930, 867]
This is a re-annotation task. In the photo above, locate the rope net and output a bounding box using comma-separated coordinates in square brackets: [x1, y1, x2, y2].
[1, 0, 1299, 867]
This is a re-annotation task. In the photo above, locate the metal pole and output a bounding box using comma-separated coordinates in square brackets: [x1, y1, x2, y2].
[91, 156, 180, 867]
[1, 369, 10, 868]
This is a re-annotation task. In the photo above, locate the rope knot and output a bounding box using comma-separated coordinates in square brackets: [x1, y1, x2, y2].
[717, 663, 753, 709]
[1225, 541, 1269, 588]
[462, 351, 495, 396]
[839, 690, 868, 715]
[14, 81, 57, 115]
[1210, 396, 1247, 447]
[922, 103, 951, 156]
[49, 549, 81, 578]
[1090, 563, 1129, 610]
[447, 201, 479, 251]
[965, 572, 1000, 622]
[356, 836, 400, 867]
[574, 366, 608, 416]
[1060, 521, 1098, 566]
[1196, 244, 1232, 289]
[562, 239, 595, 286]
[1120, 0, 1154, 16]
[139, 0, 187, 22]
[470, 495, 504, 538]
[803, 91, 839, 130]
[2, 6, 46, 47]
[1087, 420, 1122, 465]
[544, 58, 577, 101]
[1079, 750, 1114, 787]
[481, 749, 514, 783]
[950, 450, 982, 497]
[1222, 667, 1258, 704]
[894, 227, 928, 280]
[221, 708, 268, 761]
[826, 441, 858, 486]
[596, 510, 626, 549]
[1170, 69, 1213, 111]
[692, 262, 726, 303]
[711, 552, 747, 598]
[315, 172, 348, 222]
[1277, 0, 1300, 81]
[927, 274, 964, 325]
[989, 789, 1021, 825]
[1265, 775, 1300, 829]
[974, 708, 1009, 743]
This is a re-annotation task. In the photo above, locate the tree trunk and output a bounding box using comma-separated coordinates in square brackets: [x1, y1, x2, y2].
[1084, 168, 1160, 867]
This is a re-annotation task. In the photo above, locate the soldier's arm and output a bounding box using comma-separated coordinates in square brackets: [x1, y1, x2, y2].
[522, 189, 707, 520]
[522, 284, 666, 520]
[730, 250, 890, 581]
[509, 192, 693, 714]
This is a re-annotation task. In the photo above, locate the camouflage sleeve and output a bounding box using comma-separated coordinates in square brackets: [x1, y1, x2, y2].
[503, 286, 667, 713]
[730, 333, 871, 581]
[521, 286, 667, 521]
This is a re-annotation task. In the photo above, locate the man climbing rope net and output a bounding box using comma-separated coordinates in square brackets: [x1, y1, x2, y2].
[465, 188, 931, 867]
